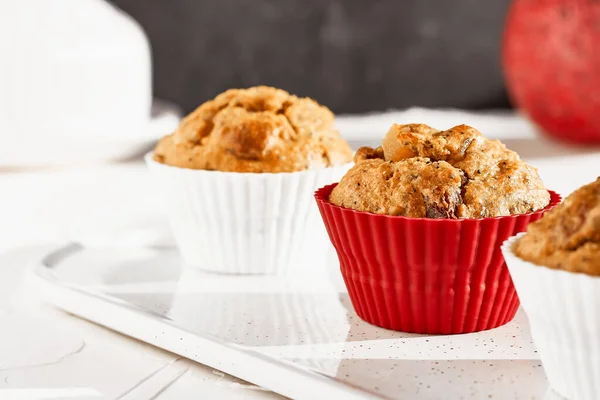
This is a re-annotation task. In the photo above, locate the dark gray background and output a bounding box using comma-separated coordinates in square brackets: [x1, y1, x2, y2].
[112, 0, 512, 114]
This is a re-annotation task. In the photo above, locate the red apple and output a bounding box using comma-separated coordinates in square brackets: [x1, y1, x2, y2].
[503, 0, 600, 144]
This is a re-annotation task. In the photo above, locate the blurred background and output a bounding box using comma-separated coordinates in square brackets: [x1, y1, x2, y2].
[112, 0, 512, 114]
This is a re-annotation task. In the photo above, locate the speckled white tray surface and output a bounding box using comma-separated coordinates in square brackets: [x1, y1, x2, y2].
[30, 243, 565, 400]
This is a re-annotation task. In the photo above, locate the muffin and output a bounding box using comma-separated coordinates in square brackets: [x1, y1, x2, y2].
[147, 86, 352, 274]
[330, 123, 550, 218]
[154, 86, 352, 172]
[502, 178, 600, 400]
[315, 123, 560, 334]
[513, 177, 600, 274]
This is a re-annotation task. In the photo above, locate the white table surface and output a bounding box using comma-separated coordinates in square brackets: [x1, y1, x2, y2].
[0, 246, 282, 399]
[0, 108, 599, 399]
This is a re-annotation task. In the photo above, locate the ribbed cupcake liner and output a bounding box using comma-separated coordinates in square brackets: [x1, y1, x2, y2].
[146, 153, 351, 274]
[315, 183, 561, 334]
[503, 235, 600, 400]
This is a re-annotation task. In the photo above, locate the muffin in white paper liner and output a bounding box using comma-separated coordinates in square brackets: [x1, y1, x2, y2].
[146, 153, 350, 274]
[502, 234, 600, 400]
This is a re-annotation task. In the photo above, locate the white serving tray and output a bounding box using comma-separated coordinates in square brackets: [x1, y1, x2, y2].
[28, 243, 562, 399]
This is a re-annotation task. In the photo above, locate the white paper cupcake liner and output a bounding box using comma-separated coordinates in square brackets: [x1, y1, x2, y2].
[145, 153, 351, 274]
[502, 234, 600, 400]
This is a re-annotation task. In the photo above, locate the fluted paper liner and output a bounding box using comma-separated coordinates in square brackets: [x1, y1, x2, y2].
[315, 183, 561, 334]
[146, 153, 351, 274]
[503, 235, 600, 400]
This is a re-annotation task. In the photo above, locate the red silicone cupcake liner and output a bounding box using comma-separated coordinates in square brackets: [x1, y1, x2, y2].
[315, 183, 561, 334]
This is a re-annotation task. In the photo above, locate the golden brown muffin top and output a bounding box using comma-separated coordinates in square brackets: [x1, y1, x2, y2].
[153, 86, 353, 173]
[330, 123, 550, 219]
[514, 178, 600, 275]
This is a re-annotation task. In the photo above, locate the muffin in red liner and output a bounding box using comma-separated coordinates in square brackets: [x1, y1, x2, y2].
[315, 183, 561, 334]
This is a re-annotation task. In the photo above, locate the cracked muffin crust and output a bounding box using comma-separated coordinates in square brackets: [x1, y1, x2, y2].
[514, 178, 600, 275]
[153, 86, 353, 173]
[330, 123, 550, 218]
[330, 158, 464, 218]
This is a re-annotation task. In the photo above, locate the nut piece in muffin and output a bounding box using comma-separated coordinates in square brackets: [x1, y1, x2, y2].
[153, 86, 353, 173]
[514, 178, 600, 275]
[330, 123, 550, 218]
